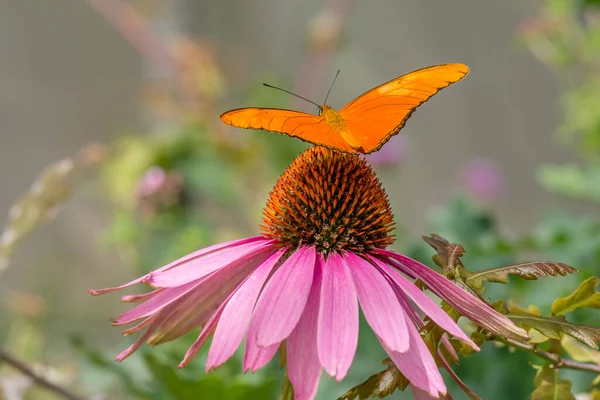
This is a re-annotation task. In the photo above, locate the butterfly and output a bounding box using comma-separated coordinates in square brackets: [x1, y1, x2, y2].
[220, 64, 469, 154]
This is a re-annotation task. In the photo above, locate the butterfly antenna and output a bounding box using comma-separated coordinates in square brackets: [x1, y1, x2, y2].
[262, 83, 321, 108]
[323, 69, 340, 105]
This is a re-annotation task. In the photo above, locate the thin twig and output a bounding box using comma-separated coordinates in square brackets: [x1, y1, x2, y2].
[0, 348, 85, 400]
[86, 0, 176, 75]
[500, 338, 600, 374]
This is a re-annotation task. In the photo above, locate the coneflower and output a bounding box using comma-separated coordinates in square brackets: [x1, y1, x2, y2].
[90, 147, 527, 399]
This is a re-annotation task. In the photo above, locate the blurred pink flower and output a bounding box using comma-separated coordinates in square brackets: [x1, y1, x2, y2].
[365, 135, 407, 166]
[136, 166, 183, 216]
[461, 158, 503, 202]
[91, 148, 526, 399]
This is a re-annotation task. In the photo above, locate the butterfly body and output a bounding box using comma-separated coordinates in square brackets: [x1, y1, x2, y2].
[220, 64, 469, 154]
[320, 105, 365, 153]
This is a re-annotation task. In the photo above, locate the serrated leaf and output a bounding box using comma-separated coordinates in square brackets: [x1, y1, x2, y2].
[552, 277, 600, 315]
[531, 364, 575, 400]
[508, 314, 600, 348]
[337, 359, 407, 400]
[466, 261, 577, 287]
[446, 244, 465, 269]
[422, 234, 453, 269]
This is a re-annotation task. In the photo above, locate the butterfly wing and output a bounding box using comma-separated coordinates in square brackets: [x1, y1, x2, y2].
[339, 64, 469, 154]
[220, 107, 356, 152]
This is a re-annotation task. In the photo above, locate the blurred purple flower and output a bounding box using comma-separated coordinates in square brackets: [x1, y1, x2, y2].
[365, 135, 407, 166]
[461, 158, 503, 202]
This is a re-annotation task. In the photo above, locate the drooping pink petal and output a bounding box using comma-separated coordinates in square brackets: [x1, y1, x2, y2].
[343, 252, 409, 353]
[381, 308, 446, 397]
[148, 253, 263, 345]
[89, 236, 266, 295]
[392, 286, 461, 364]
[243, 327, 280, 373]
[378, 250, 529, 342]
[145, 240, 276, 287]
[287, 255, 323, 400]
[115, 314, 163, 362]
[251, 246, 317, 348]
[123, 316, 155, 336]
[179, 305, 224, 368]
[410, 384, 440, 400]
[207, 249, 287, 370]
[317, 253, 358, 381]
[113, 280, 202, 325]
[121, 289, 164, 303]
[440, 334, 459, 363]
[369, 255, 478, 350]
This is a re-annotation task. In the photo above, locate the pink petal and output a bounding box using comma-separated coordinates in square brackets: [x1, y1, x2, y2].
[149, 253, 262, 345]
[243, 325, 280, 373]
[179, 305, 224, 368]
[378, 250, 529, 342]
[287, 256, 322, 400]
[440, 334, 459, 363]
[207, 249, 287, 370]
[344, 252, 409, 353]
[123, 317, 154, 336]
[121, 289, 164, 303]
[382, 308, 446, 397]
[115, 314, 163, 362]
[89, 236, 266, 295]
[317, 253, 358, 381]
[410, 385, 440, 400]
[113, 280, 202, 325]
[146, 240, 275, 287]
[252, 246, 317, 347]
[369, 255, 478, 350]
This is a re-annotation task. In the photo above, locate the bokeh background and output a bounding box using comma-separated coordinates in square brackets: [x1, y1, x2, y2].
[1, 0, 599, 399]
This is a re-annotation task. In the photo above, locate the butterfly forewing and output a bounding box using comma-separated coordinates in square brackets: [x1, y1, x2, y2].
[220, 108, 356, 152]
[339, 64, 469, 153]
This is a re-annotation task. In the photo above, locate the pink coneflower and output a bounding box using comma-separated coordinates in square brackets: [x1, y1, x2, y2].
[90, 147, 527, 399]
[461, 158, 503, 203]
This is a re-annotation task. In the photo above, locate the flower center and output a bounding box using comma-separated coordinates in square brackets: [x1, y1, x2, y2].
[261, 147, 395, 255]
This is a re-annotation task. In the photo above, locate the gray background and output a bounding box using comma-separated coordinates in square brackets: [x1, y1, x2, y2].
[0, 0, 575, 351]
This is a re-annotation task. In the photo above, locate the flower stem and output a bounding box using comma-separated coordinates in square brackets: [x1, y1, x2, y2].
[500, 338, 600, 374]
[0, 348, 85, 400]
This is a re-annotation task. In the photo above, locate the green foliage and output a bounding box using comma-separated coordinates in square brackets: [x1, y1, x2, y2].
[531, 364, 576, 400]
[552, 277, 600, 314]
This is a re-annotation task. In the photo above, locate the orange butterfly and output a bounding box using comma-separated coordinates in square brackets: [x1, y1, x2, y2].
[220, 64, 469, 154]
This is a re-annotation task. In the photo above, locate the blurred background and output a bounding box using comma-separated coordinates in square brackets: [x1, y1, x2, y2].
[1, 0, 599, 399]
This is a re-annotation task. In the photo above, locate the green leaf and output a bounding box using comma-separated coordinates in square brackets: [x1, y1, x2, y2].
[466, 261, 577, 287]
[508, 314, 600, 348]
[552, 276, 600, 315]
[70, 335, 149, 398]
[337, 359, 407, 400]
[531, 364, 575, 400]
[561, 335, 600, 364]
